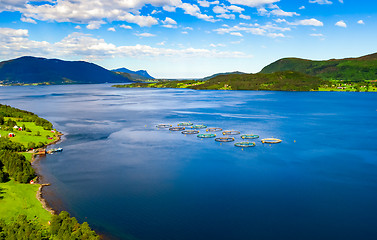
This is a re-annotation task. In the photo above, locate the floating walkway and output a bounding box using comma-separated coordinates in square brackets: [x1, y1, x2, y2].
[178, 122, 193, 126]
[234, 142, 256, 147]
[156, 124, 172, 128]
[191, 124, 207, 129]
[169, 127, 185, 131]
[206, 127, 222, 132]
[261, 138, 282, 144]
[241, 134, 259, 139]
[215, 137, 235, 142]
[197, 133, 216, 138]
[222, 130, 241, 135]
[181, 130, 199, 134]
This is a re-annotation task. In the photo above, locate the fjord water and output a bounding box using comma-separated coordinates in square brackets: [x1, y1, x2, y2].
[1, 84, 377, 240]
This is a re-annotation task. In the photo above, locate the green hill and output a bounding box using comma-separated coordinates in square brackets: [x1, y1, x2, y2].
[260, 52, 377, 81]
[114, 71, 327, 91]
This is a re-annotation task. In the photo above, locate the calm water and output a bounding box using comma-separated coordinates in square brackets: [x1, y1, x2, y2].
[1, 84, 377, 240]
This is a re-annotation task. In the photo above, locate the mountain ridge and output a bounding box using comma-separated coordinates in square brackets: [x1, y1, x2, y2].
[0, 56, 132, 85]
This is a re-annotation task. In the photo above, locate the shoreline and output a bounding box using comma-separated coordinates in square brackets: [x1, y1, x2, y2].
[32, 132, 63, 215]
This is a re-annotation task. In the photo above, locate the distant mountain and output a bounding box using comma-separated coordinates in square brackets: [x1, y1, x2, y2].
[202, 71, 246, 81]
[0, 56, 131, 85]
[112, 67, 154, 80]
[260, 52, 377, 81]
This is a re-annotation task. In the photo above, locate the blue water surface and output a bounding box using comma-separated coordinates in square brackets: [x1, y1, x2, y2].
[1, 84, 377, 240]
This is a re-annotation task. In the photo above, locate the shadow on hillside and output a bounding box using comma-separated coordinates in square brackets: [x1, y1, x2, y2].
[0, 187, 5, 200]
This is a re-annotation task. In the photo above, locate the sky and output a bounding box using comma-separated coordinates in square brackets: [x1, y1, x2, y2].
[0, 0, 376, 78]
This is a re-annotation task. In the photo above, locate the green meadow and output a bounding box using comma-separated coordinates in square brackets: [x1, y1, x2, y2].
[0, 180, 51, 224]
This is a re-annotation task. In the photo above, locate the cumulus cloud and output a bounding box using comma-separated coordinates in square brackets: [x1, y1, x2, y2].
[209, 43, 226, 47]
[162, 17, 177, 28]
[230, 32, 243, 37]
[290, 18, 324, 26]
[310, 33, 324, 37]
[180, 2, 216, 22]
[357, 20, 364, 24]
[107, 27, 116, 32]
[239, 14, 250, 20]
[269, 8, 299, 17]
[227, 0, 280, 7]
[299, 6, 305, 9]
[135, 32, 156, 37]
[335, 20, 346, 28]
[86, 20, 105, 30]
[0, 28, 251, 60]
[120, 24, 132, 29]
[75, 25, 82, 29]
[214, 23, 288, 38]
[197, 0, 219, 7]
[20, 17, 37, 24]
[309, 0, 332, 4]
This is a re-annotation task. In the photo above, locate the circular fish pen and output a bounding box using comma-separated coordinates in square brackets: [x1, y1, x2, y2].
[178, 122, 193, 126]
[234, 142, 256, 147]
[169, 127, 185, 131]
[156, 124, 172, 128]
[206, 127, 223, 132]
[197, 133, 216, 138]
[222, 130, 241, 135]
[215, 137, 235, 142]
[181, 130, 199, 134]
[191, 124, 207, 129]
[261, 138, 282, 144]
[241, 134, 259, 139]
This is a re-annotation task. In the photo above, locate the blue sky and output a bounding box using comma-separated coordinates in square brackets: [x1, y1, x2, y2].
[0, 0, 376, 78]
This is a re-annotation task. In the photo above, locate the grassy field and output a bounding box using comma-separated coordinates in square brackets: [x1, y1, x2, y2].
[0, 118, 58, 148]
[1, 115, 59, 224]
[0, 180, 52, 224]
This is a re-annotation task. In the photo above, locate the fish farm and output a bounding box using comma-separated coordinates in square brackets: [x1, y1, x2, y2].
[157, 122, 282, 149]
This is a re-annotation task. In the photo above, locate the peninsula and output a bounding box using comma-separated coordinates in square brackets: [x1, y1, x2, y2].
[0, 104, 99, 239]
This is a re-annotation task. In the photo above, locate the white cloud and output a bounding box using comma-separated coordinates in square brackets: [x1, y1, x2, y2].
[217, 13, 236, 19]
[120, 24, 132, 29]
[290, 18, 324, 26]
[183, 26, 193, 30]
[157, 41, 165, 45]
[227, 0, 280, 7]
[214, 22, 289, 38]
[181, 31, 188, 34]
[0, 28, 251, 60]
[6, 0, 173, 28]
[299, 6, 305, 9]
[163, 5, 176, 12]
[239, 14, 250, 20]
[274, 18, 287, 23]
[309, 0, 332, 4]
[135, 33, 156, 37]
[310, 33, 324, 37]
[227, 5, 244, 13]
[209, 43, 226, 47]
[162, 17, 177, 25]
[213, 5, 227, 14]
[20, 17, 37, 24]
[197, 0, 219, 7]
[267, 33, 285, 38]
[230, 32, 243, 37]
[87, 20, 105, 30]
[335, 20, 346, 28]
[75, 25, 81, 29]
[357, 20, 364, 24]
[339, 0, 343, 3]
[107, 27, 116, 32]
[270, 8, 299, 17]
[180, 3, 216, 22]
[117, 13, 158, 27]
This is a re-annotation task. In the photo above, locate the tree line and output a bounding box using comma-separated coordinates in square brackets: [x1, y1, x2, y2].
[0, 211, 99, 239]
